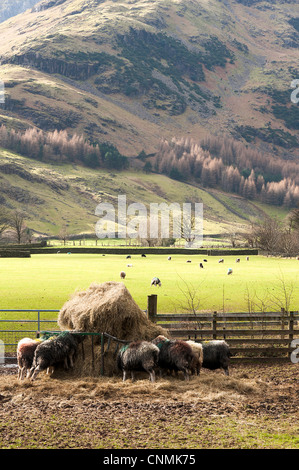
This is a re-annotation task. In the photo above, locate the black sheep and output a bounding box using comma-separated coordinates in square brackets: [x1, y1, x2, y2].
[29, 331, 85, 381]
[151, 335, 195, 381]
[117, 341, 159, 382]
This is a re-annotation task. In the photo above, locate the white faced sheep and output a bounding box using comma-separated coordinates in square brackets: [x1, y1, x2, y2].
[151, 335, 195, 381]
[227, 268, 233, 275]
[200, 340, 232, 376]
[29, 331, 85, 381]
[117, 340, 160, 382]
[186, 340, 203, 376]
[120, 271, 126, 279]
[151, 277, 161, 287]
[17, 337, 43, 380]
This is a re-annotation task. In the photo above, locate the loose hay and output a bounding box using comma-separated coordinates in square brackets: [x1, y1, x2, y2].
[56, 282, 168, 377]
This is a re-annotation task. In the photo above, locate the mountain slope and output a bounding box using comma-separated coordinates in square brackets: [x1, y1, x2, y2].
[0, 0, 38, 24]
[0, 147, 288, 237]
[0, 0, 298, 157]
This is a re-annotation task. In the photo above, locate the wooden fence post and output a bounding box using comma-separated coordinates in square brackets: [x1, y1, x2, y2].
[100, 332, 105, 376]
[289, 311, 294, 345]
[213, 311, 217, 339]
[147, 295, 157, 323]
[281, 308, 286, 340]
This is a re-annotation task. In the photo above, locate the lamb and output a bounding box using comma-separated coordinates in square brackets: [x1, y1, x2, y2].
[151, 277, 161, 287]
[186, 340, 203, 376]
[200, 340, 232, 376]
[17, 337, 43, 380]
[29, 331, 85, 381]
[120, 271, 126, 279]
[117, 340, 160, 382]
[151, 335, 195, 381]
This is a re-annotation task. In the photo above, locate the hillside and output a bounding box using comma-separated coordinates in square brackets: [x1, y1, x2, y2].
[0, 0, 298, 158]
[0, 147, 288, 237]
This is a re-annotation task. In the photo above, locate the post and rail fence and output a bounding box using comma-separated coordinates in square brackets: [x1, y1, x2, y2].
[0, 296, 299, 364]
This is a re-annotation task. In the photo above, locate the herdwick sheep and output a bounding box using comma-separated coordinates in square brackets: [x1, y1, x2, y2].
[120, 271, 126, 279]
[201, 340, 232, 376]
[186, 340, 203, 376]
[29, 331, 85, 381]
[151, 335, 195, 381]
[151, 277, 161, 287]
[17, 337, 43, 380]
[117, 341, 159, 382]
[227, 268, 233, 275]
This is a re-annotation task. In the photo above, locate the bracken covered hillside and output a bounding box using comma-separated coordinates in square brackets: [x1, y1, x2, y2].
[0, 0, 298, 157]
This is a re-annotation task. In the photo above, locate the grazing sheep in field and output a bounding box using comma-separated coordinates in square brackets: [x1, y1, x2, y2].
[199, 263, 204, 268]
[151, 277, 161, 287]
[186, 340, 203, 376]
[117, 341, 159, 382]
[218, 258, 224, 263]
[17, 337, 43, 380]
[246, 256, 249, 261]
[236, 258, 240, 263]
[151, 335, 195, 381]
[141, 254, 146, 258]
[203, 259, 208, 262]
[186, 260, 192, 263]
[227, 268, 233, 275]
[201, 340, 232, 376]
[126, 255, 131, 259]
[127, 263, 133, 267]
[29, 331, 85, 381]
[120, 271, 126, 279]
[168, 256, 171, 261]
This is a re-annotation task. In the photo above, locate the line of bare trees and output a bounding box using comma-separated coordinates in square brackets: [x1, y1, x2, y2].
[242, 207, 299, 256]
[154, 136, 299, 207]
[0, 208, 32, 244]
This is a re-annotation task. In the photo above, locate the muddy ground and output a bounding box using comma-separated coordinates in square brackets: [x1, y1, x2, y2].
[0, 362, 298, 450]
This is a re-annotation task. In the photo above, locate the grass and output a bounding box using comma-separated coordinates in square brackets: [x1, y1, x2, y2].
[0, 253, 298, 314]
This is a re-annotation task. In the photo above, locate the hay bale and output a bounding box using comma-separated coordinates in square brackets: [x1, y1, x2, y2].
[58, 282, 167, 341]
[56, 282, 168, 377]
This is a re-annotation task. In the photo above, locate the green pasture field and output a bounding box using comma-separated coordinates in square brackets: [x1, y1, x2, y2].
[0, 254, 298, 320]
